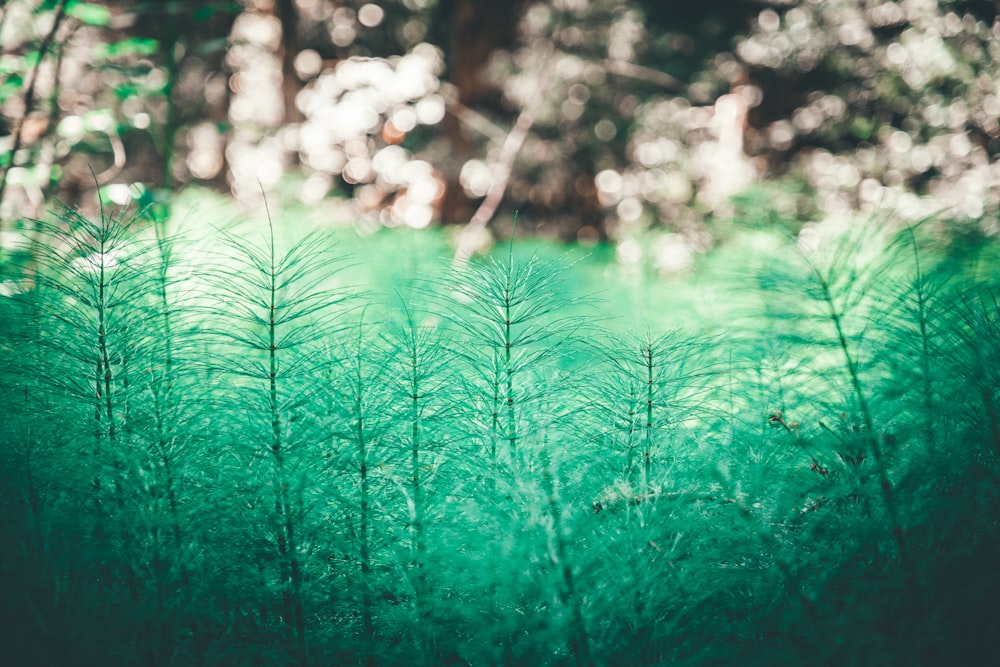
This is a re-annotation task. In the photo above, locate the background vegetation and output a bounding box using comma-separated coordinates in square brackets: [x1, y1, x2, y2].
[2, 1, 999, 257]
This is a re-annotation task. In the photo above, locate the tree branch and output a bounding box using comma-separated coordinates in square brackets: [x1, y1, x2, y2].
[601, 58, 683, 91]
[453, 110, 533, 264]
[0, 0, 70, 217]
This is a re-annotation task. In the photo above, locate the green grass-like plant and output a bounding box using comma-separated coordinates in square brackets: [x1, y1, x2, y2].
[1, 203, 998, 666]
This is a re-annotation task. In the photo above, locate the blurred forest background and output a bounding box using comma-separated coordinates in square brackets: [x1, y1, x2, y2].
[2, 0, 999, 265]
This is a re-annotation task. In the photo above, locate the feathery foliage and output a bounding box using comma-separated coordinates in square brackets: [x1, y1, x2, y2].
[1, 203, 997, 666]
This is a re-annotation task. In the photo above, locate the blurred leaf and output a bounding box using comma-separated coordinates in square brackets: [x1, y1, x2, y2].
[207, 1, 243, 16]
[100, 62, 155, 79]
[134, 0, 240, 18]
[113, 82, 141, 101]
[0, 75, 24, 105]
[194, 37, 230, 56]
[849, 117, 874, 141]
[82, 108, 115, 132]
[21, 52, 41, 70]
[1, 58, 26, 75]
[194, 6, 215, 22]
[94, 38, 161, 60]
[66, 1, 112, 27]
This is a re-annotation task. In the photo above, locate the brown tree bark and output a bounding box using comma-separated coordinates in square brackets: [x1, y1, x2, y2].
[276, 0, 302, 124]
[438, 0, 527, 224]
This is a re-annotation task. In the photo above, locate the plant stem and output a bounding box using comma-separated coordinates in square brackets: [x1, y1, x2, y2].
[814, 272, 906, 564]
[263, 213, 307, 666]
[504, 282, 516, 459]
[642, 339, 654, 496]
[540, 443, 593, 667]
[405, 331, 429, 653]
[906, 227, 936, 448]
[352, 342, 375, 667]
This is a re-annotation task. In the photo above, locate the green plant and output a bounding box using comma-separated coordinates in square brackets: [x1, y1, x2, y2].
[379, 303, 458, 657]
[204, 207, 353, 665]
[442, 229, 587, 471]
[321, 319, 398, 666]
[1, 199, 998, 667]
[589, 329, 716, 497]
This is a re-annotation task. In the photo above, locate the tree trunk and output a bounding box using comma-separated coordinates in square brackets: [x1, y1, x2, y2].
[276, 0, 302, 124]
[439, 0, 525, 224]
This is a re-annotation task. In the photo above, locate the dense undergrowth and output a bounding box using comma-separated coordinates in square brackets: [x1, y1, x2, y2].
[1, 202, 998, 667]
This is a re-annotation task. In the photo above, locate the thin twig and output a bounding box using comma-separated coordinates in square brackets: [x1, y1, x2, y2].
[601, 58, 683, 91]
[453, 110, 533, 265]
[0, 0, 70, 216]
[445, 97, 509, 143]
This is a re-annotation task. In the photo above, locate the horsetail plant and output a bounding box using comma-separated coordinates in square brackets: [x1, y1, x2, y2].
[206, 207, 353, 666]
[322, 318, 397, 667]
[795, 225, 908, 562]
[381, 303, 457, 656]
[132, 212, 211, 655]
[442, 220, 587, 475]
[747, 221, 932, 667]
[939, 285, 1000, 455]
[589, 329, 715, 498]
[11, 198, 200, 662]
[890, 224, 946, 450]
[26, 202, 150, 473]
[2, 200, 998, 666]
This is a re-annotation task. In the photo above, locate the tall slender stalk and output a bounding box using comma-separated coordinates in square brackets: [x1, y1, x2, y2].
[325, 321, 393, 667]
[592, 330, 711, 497]
[539, 438, 593, 667]
[208, 207, 351, 666]
[354, 334, 374, 665]
[443, 220, 585, 477]
[383, 306, 453, 657]
[133, 212, 202, 659]
[904, 226, 938, 448]
[27, 201, 150, 501]
[642, 338, 655, 495]
[18, 197, 168, 661]
[805, 251, 906, 564]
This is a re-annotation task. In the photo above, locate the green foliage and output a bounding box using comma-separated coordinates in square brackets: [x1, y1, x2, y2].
[93, 38, 162, 60]
[0, 0, 240, 228]
[65, 1, 111, 27]
[1, 202, 998, 666]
